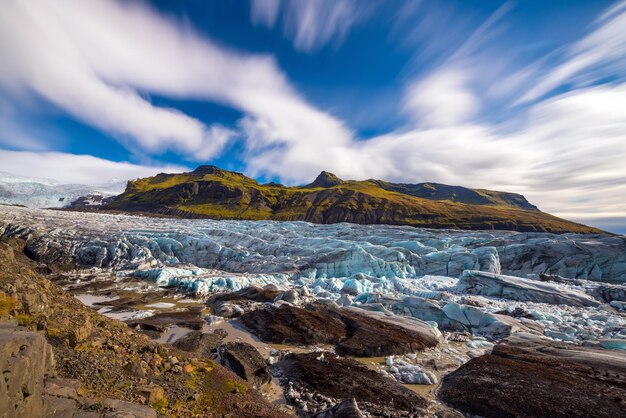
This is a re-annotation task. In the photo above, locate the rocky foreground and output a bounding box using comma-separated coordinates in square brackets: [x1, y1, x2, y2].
[0, 239, 286, 418]
[1, 207, 625, 417]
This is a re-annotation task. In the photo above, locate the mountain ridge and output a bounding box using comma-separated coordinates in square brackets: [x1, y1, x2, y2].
[102, 165, 603, 234]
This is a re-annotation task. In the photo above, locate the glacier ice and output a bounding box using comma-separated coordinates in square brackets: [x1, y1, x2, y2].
[1, 206, 625, 345]
[457, 270, 601, 307]
[1, 207, 624, 282]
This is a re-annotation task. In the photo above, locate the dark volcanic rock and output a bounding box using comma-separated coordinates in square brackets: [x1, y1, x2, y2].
[240, 303, 440, 356]
[312, 398, 364, 418]
[218, 341, 270, 389]
[127, 310, 204, 334]
[208, 286, 283, 317]
[173, 329, 227, 357]
[209, 286, 282, 304]
[334, 306, 441, 356]
[275, 352, 428, 417]
[438, 333, 626, 418]
[239, 303, 346, 346]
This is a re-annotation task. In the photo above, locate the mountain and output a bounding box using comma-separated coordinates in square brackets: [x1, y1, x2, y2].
[0, 172, 123, 209]
[104, 165, 602, 233]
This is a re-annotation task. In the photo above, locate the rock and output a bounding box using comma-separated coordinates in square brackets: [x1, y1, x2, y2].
[239, 304, 346, 346]
[102, 399, 157, 418]
[457, 270, 600, 307]
[209, 286, 281, 305]
[173, 329, 228, 357]
[0, 322, 54, 418]
[439, 333, 626, 418]
[127, 310, 204, 334]
[312, 398, 365, 418]
[218, 342, 270, 389]
[275, 352, 428, 416]
[136, 384, 164, 404]
[69, 314, 93, 347]
[336, 306, 441, 356]
[44, 380, 79, 399]
[590, 284, 626, 303]
[274, 289, 300, 305]
[240, 302, 440, 357]
[124, 361, 146, 378]
[44, 395, 78, 418]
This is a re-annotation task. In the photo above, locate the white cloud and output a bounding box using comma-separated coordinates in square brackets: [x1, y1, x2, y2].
[0, 0, 348, 161]
[250, 0, 373, 52]
[0, 150, 187, 185]
[403, 69, 478, 127]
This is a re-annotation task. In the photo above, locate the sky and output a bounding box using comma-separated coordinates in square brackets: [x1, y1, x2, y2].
[0, 0, 625, 233]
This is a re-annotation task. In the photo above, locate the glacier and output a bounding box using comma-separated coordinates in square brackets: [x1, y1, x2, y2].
[0, 171, 122, 208]
[0, 206, 625, 345]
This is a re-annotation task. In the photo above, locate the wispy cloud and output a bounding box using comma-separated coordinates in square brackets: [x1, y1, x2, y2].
[0, 150, 187, 185]
[516, 0, 626, 104]
[250, 0, 375, 52]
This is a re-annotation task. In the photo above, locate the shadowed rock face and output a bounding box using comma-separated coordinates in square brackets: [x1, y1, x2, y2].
[218, 341, 271, 389]
[239, 302, 440, 357]
[438, 333, 626, 418]
[275, 352, 428, 417]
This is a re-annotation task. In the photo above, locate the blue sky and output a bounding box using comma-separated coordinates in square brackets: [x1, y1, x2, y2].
[0, 0, 625, 233]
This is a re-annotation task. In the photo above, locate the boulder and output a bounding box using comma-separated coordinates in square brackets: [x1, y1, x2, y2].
[239, 304, 346, 346]
[102, 399, 157, 418]
[135, 384, 165, 405]
[0, 322, 54, 418]
[312, 398, 364, 418]
[275, 352, 428, 416]
[240, 302, 440, 357]
[439, 333, 626, 418]
[127, 310, 204, 334]
[218, 341, 271, 389]
[173, 329, 227, 357]
[336, 306, 441, 356]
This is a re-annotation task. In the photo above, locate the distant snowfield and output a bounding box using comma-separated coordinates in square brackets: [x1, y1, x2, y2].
[1, 206, 625, 345]
[0, 171, 123, 208]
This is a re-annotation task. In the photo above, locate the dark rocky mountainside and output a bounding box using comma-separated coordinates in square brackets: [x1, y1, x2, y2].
[102, 165, 601, 233]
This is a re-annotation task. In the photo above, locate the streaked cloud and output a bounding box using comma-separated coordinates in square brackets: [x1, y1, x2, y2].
[250, 0, 375, 52]
[517, 0, 626, 104]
